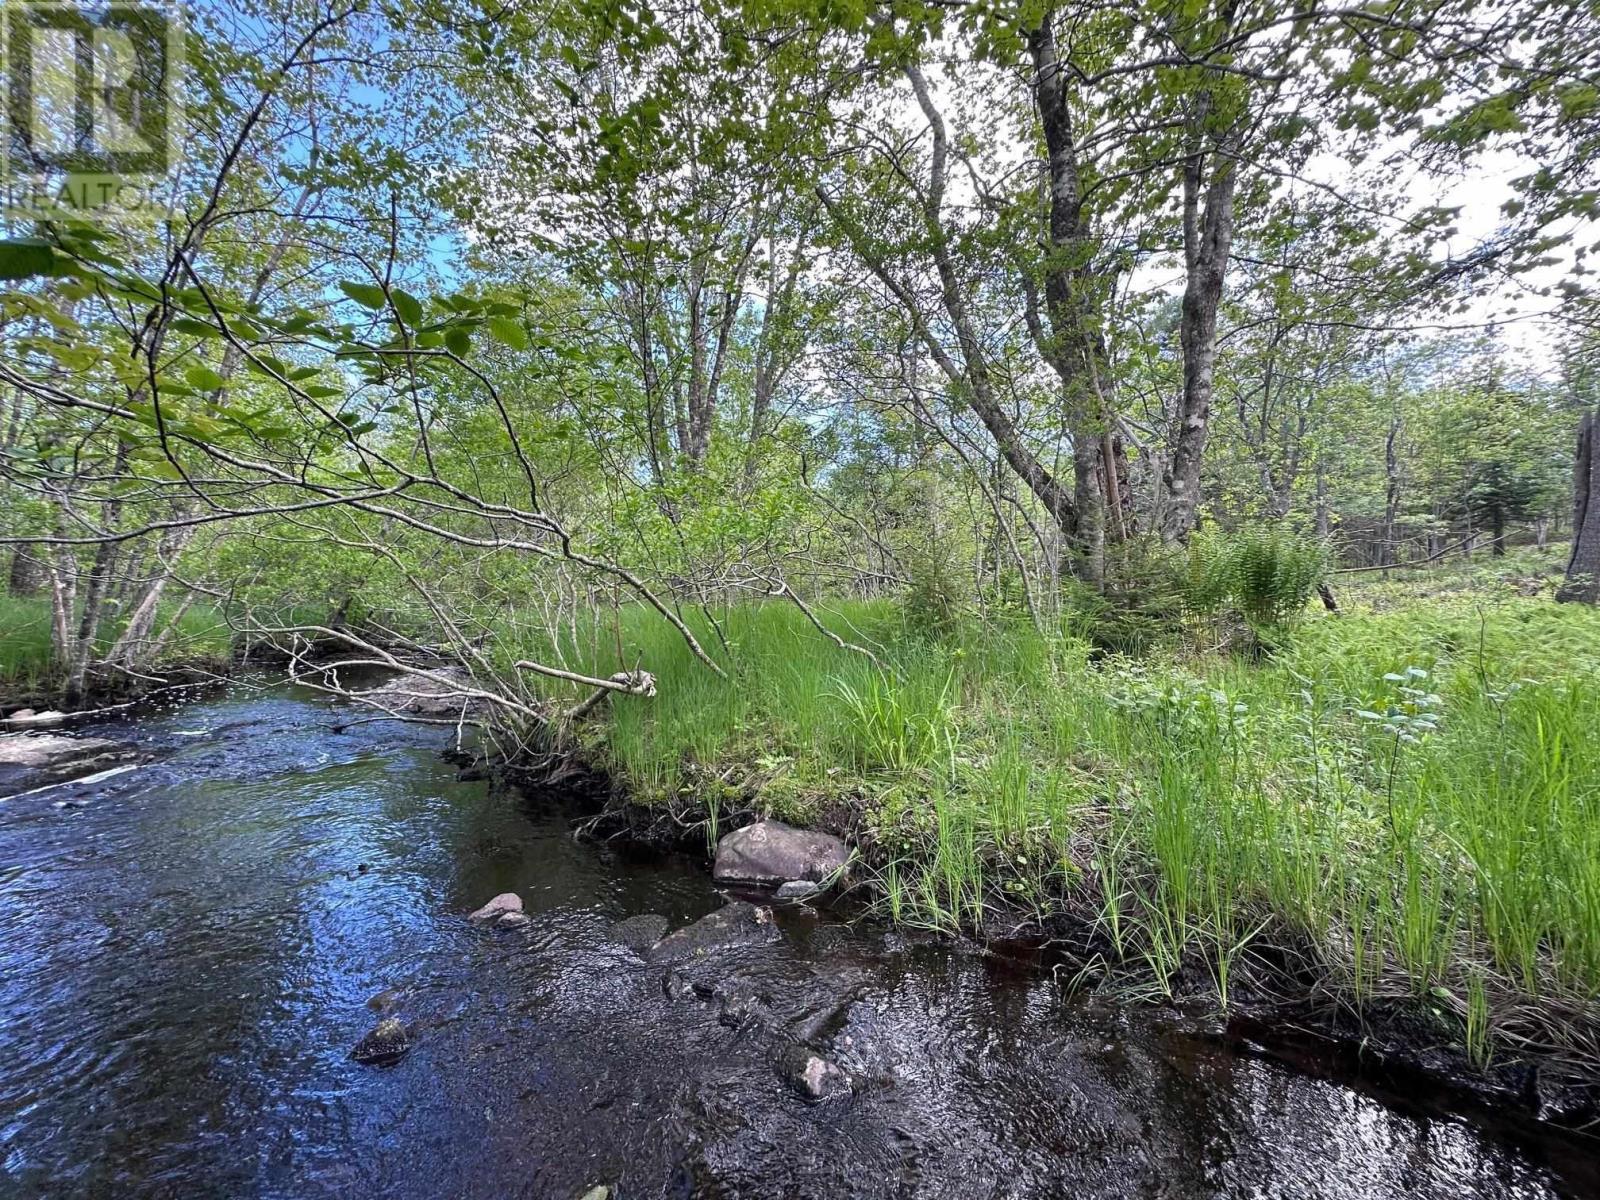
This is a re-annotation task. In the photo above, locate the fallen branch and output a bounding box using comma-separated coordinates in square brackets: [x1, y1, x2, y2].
[1329, 534, 1478, 575]
[562, 670, 657, 721]
[768, 579, 886, 671]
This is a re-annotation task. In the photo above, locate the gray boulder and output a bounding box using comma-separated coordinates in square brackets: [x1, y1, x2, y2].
[773, 1042, 853, 1102]
[775, 880, 822, 901]
[647, 901, 780, 963]
[468, 892, 523, 921]
[351, 1017, 411, 1066]
[712, 821, 850, 886]
[2, 709, 64, 728]
[365, 667, 482, 718]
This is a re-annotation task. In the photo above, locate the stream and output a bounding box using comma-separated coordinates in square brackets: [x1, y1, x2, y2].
[1, 676, 1596, 1199]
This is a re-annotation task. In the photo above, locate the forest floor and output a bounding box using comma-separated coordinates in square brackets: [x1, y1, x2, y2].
[524, 545, 1600, 1105]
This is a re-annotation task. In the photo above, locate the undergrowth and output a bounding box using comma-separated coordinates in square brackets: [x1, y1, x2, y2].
[492, 562, 1600, 1074]
[0, 595, 232, 698]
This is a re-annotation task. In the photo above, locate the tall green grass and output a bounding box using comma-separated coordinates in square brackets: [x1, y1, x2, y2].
[496, 585, 1600, 1066]
[0, 595, 55, 693]
[0, 594, 232, 697]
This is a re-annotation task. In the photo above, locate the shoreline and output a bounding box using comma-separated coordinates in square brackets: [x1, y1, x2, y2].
[554, 768, 1600, 1137]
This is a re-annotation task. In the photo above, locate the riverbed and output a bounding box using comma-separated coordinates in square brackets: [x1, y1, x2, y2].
[1, 676, 1594, 1199]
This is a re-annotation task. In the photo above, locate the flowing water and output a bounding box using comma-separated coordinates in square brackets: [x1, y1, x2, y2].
[1, 677, 1595, 1200]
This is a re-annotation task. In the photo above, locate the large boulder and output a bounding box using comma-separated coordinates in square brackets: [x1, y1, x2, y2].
[712, 821, 850, 887]
[364, 667, 482, 718]
[647, 901, 780, 963]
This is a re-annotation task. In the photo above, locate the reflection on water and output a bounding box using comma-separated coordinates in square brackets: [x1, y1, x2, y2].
[0, 677, 1594, 1199]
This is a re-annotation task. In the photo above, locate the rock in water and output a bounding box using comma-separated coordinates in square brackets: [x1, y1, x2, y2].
[468, 892, 523, 921]
[365, 667, 482, 717]
[579, 1188, 610, 1200]
[773, 1042, 852, 1102]
[775, 880, 821, 901]
[712, 821, 850, 886]
[719, 987, 768, 1029]
[0, 733, 142, 795]
[661, 968, 696, 1001]
[3, 709, 64, 727]
[608, 913, 670, 953]
[647, 901, 781, 963]
[351, 1017, 411, 1066]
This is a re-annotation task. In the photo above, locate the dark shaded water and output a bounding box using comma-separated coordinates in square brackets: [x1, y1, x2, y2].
[1, 678, 1596, 1200]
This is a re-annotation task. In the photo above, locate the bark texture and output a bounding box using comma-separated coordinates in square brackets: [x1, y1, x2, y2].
[1558, 408, 1599, 603]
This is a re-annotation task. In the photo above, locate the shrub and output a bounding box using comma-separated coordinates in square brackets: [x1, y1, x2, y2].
[899, 543, 969, 638]
[1064, 535, 1191, 656]
[1187, 524, 1329, 630]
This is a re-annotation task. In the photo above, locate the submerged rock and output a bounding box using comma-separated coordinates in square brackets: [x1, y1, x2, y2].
[456, 760, 494, 783]
[578, 1187, 609, 1200]
[365, 667, 482, 718]
[469, 892, 523, 922]
[647, 901, 780, 963]
[712, 821, 850, 887]
[661, 968, 696, 1001]
[773, 1042, 853, 1102]
[718, 987, 768, 1029]
[608, 913, 670, 953]
[774, 880, 821, 901]
[496, 910, 532, 928]
[0, 732, 143, 795]
[351, 1017, 411, 1066]
[366, 987, 407, 1013]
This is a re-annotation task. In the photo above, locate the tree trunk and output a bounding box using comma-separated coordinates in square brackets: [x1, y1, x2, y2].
[1558, 408, 1599, 603]
[1026, 18, 1111, 583]
[1379, 416, 1401, 571]
[1160, 91, 1241, 542]
[827, 61, 1086, 575]
[8, 547, 45, 597]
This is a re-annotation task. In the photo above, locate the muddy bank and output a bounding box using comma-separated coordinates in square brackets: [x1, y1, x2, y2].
[564, 779, 1600, 1137]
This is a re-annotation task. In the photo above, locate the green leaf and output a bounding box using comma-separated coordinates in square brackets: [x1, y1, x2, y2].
[391, 289, 425, 326]
[445, 326, 471, 356]
[0, 238, 55, 281]
[185, 365, 227, 392]
[487, 316, 528, 350]
[340, 280, 388, 309]
[170, 317, 221, 339]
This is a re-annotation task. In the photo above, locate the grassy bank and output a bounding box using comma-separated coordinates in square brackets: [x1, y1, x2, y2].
[0, 595, 232, 702]
[500, 551, 1600, 1074]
